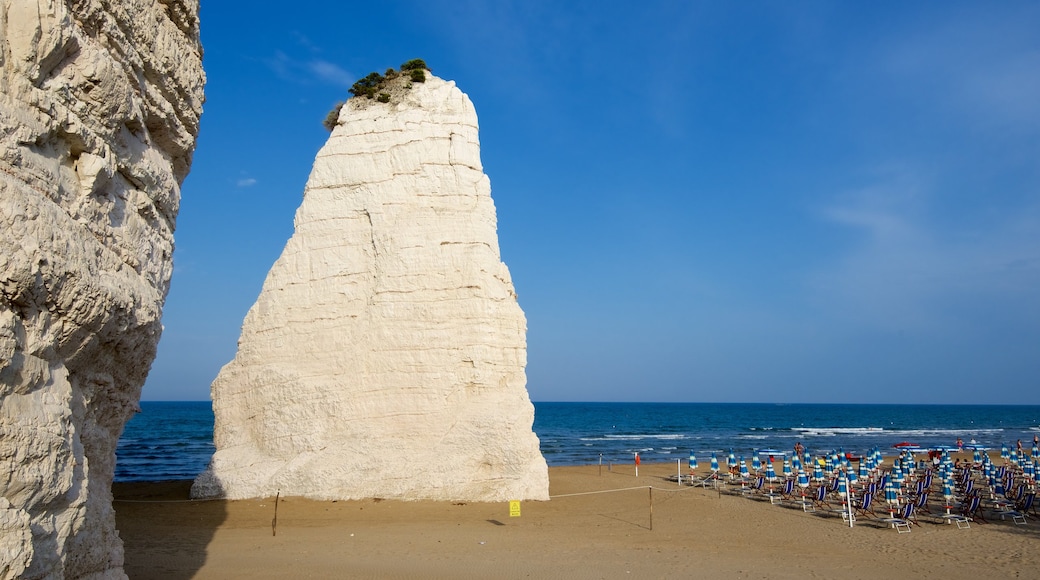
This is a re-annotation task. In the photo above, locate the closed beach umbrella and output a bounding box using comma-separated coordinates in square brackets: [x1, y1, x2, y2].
[739, 457, 749, 479]
[1032, 444, 1039, 460]
[689, 452, 698, 472]
[884, 478, 897, 502]
[797, 470, 810, 490]
[792, 453, 802, 473]
[766, 459, 777, 482]
[1024, 459, 1035, 482]
[728, 449, 737, 470]
[752, 454, 762, 473]
[837, 472, 848, 498]
[804, 451, 813, 475]
[943, 478, 954, 511]
[859, 459, 869, 481]
[893, 466, 904, 490]
[1001, 444, 1010, 462]
[813, 461, 825, 483]
[973, 448, 982, 465]
[710, 451, 719, 474]
[782, 459, 792, 479]
[825, 454, 834, 476]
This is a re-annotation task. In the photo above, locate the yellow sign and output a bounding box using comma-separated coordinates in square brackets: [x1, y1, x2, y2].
[509, 500, 521, 518]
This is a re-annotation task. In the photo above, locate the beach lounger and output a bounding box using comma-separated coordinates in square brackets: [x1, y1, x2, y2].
[881, 502, 915, 533]
[766, 479, 793, 505]
[741, 475, 765, 497]
[958, 495, 988, 525]
[853, 492, 878, 519]
[913, 492, 933, 518]
[999, 494, 1034, 525]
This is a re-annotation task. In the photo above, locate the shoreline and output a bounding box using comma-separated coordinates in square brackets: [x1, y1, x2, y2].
[114, 460, 1039, 579]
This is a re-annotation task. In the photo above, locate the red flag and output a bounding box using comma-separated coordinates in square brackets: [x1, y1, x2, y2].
[635, 453, 641, 466]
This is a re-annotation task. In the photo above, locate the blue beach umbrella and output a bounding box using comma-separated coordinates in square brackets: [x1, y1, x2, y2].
[825, 454, 834, 476]
[766, 459, 777, 482]
[837, 472, 848, 498]
[792, 453, 802, 473]
[710, 451, 719, 474]
[797, 470, 810, 490]
[1024, 460, 1035, 482]
[943, 478, 954, 511]
[752, 453, 762, 473]
[728, 449, 737, 470]
[1033, 444, 1039, 460]
[689, 452, 698, 472]
[973, 448, 982, 465]
[739, 457, 749, 479]
[782, 459, 792, 479]
[813, 461, 825, 483]
[804, 451, 813, 475]
[893, 466, 905, 490]
[1001, 444, 1010, 462]
[859, 459, 869, 481]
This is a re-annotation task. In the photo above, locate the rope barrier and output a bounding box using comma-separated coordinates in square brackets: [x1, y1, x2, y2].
[550, 483, 703, 499]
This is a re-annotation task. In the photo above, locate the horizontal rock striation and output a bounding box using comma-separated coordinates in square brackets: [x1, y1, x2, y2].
[193, 72, 549, 503]
[0, 1, 204, 578]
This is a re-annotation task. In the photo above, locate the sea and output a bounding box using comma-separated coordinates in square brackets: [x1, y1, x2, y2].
[115, 401, 1040, 482]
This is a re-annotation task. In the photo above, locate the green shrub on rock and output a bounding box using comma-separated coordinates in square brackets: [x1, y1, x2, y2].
[401, 59, 428, 72]
[323, 102, 344, 131]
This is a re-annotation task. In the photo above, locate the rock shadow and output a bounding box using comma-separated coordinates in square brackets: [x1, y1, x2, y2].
[113, 480, 226, 579]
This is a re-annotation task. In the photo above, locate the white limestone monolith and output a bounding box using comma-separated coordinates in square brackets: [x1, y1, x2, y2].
[192, 72, 549, 502]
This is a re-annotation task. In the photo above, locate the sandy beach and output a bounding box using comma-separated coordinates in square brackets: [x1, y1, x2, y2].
[112, 459, 1040, 579]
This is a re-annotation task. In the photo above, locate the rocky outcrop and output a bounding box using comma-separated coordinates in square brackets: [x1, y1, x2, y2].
[0, 1, 204, 578]
[192, 72, 549, 503]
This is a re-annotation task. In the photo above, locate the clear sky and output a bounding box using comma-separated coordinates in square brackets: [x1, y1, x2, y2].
[144, 1, 1040, 403]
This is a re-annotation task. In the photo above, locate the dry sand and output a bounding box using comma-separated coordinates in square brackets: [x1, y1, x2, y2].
[114, 461, 1040, 579]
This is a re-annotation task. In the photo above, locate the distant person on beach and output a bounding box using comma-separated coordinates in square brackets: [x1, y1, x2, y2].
[1018, 439, 1024, 454]
[956, 437, 963, 448]
[794, 442, 804, 456]
[1034, 434, 1038, 448]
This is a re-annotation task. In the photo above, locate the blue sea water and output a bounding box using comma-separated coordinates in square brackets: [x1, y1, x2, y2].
[115, 401, 1040, 482]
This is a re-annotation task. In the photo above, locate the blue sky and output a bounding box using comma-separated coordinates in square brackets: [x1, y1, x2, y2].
[144, 1, 1040, 403]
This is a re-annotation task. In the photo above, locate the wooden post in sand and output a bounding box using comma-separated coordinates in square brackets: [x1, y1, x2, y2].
[272, 491, 280, 536]
[649, 487, 653, 531]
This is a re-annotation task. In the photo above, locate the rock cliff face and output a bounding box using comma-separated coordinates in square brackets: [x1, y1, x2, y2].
[192, 73, 549, 503]
[0, 1, 204, 578]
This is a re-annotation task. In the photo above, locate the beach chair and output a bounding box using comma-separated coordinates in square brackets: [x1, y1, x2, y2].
[770, 478, 794, 505]
[960, 494, 988, 525]
[908, 491, 931, 519]
[1000, 494, 1034, 525]
[922, 470, 933, 491]
[809, 485, 831, 511]
[883, 502, 915, 533]
[742, 476, 765, 497]
[853, 492, 878, 519]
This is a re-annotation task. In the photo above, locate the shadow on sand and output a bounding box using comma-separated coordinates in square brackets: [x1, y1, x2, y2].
[113, 480, 226, 579]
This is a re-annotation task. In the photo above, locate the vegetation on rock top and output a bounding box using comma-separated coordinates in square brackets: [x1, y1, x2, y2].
[323, 59, 430, 131]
